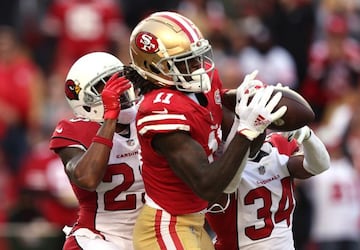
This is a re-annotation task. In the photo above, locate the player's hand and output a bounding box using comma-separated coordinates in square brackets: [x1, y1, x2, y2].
[101, 72, 131, 120]
[236, 70, 266, 103]
[283, 125, 311, 144]
[236, 86, 287, 141]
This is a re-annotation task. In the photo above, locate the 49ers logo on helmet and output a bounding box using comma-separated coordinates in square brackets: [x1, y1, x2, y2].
[65, 79, 81, 100]
[135, 32, 159, 53]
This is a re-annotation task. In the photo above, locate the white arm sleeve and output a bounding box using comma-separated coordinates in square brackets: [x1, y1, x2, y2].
[224, 149, 249, 193]
[223, 118, 249, 193]
[302, 131, 330, 175]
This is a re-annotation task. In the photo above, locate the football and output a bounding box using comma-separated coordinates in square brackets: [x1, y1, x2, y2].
[267, 86, 315, 131]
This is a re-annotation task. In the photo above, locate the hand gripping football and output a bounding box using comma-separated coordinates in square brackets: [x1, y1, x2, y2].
[267, 86, 315, 131]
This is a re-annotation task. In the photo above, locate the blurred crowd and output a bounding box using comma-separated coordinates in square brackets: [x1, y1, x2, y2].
[0, 0, 360, 249]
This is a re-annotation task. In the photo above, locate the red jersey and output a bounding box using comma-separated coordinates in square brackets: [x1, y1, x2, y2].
[0, 55, 40, 137]
[136, 70, 224, 215]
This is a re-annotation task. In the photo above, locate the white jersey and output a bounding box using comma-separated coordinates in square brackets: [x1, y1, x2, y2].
[206, 133, 299, 250]
[236, 141, 296, 250]
[92, 129, 144, 245]
[50, 118, 145, 249]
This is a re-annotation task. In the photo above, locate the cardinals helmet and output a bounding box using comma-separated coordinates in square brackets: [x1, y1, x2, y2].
[129, 11, 215, 93]
[65, 52, 137, 124]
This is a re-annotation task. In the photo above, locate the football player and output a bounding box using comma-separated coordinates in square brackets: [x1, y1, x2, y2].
[49, 52, 145, 250]
[206, 124, 330, 250]
[126, 11, 287, 249]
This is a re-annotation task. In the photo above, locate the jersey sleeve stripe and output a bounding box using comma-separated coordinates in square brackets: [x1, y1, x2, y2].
[137, 114, 186, 125]
[138, 124, 190, 135]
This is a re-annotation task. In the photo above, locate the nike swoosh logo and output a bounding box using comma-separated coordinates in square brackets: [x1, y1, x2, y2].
[152, 108, 168, 114]
[55, 127, 63, 133]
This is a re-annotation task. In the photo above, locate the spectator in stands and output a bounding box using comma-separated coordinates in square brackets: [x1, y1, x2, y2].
[40, 0, 128, 78]
[0, 148, 17, 250]
[9, 139, 78, 250]
[0, 25, 44, 173]
[301, 14, 360, 122]
[303, 130, 360, 250]
[237, 18, 298, 88]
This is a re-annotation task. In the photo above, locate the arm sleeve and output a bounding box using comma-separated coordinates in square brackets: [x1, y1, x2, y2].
[302, 131, 330, 175]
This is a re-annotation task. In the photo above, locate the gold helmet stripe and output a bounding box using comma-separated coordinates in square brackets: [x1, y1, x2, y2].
[152, 12, 200, 43]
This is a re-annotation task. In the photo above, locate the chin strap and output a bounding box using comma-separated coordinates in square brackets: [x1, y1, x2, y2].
[205, 193, 231, 214]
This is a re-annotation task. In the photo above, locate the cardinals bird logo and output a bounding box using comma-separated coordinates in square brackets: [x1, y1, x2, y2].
[65, 80, 81, 100]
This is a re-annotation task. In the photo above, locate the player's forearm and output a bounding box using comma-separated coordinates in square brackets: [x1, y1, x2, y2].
[73, 120, 116, 190]
[221, 89, 236, 111]
[205, 133, 251, 199]
[302, 131, 330, 175]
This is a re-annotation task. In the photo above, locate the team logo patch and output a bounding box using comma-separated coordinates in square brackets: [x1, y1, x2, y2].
[65, 79, 81, 100]
[135, 32, 159, 53]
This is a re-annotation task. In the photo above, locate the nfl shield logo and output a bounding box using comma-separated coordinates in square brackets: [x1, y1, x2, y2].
[258, 166, 266, 175]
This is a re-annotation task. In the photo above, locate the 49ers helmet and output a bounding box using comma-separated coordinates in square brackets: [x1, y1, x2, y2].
[64, 52, 137, 123]
[129, 11, 215, 93]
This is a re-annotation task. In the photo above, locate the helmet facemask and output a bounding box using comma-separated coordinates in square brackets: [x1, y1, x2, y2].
[158, 39, 215, 93]
[117, 85, 137, 124]
[82, 70, 115, 108]
[86, 72, 137, 124]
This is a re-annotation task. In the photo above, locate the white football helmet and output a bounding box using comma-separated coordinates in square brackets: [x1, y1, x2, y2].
[129, 11, 215, 93]
[65, 52, 137, 124]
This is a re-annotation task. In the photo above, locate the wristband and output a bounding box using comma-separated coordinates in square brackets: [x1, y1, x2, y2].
[92, 135, 113, 148]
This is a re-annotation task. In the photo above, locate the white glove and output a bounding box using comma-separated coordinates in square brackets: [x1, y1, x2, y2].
[236, 86, 287, 141]
[236, 70, 265, 103]
[283, 125, 311, 144]
[275, 82, 290, 90]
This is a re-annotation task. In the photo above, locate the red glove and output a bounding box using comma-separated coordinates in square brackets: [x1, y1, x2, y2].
[101, 72, 131, 120]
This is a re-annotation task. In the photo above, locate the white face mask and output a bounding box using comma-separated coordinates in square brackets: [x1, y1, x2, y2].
[117, 105, 137, 124]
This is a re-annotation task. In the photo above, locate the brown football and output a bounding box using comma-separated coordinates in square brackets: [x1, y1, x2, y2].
[266, 86, 315, 131]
